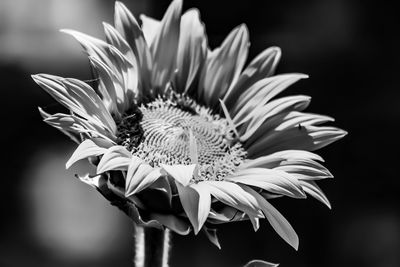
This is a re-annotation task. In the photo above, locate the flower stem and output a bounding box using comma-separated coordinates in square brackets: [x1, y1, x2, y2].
[134, 225, 171, 267]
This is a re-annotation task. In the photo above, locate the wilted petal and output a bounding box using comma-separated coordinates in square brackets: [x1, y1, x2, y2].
[176, 182, 211, 234]
[227, 168, 305, 198]
[224, 46, 282, 109]
[242, 185, 299, 250]
[174, 8, 207, 93]
[97, 145, 132, 173]
[66, 138, 111, 169]
[150, 0, 182, 92]
[202, 226, 221, 249]
[161, 164, 196, 186]
[300, 180, 331, 209]
[244, 260, 279, 267]
[239, 150, 324, 170]
[32, 74, 117, 134]
[200, 24, 249, 107]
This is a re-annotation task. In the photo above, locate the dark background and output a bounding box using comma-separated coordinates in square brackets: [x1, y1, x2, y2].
[1, 0, 399, 266]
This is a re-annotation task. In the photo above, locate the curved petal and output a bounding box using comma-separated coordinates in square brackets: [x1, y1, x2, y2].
[244, 260, 279, 267]
[300, 180, 331, 209]
[246, 125, 347, 158]
[224, 46, 282, 109]
[174, 8, 207, 93]
[227, 168, 305, 198]
[199, 24, 249, 107]
[66, 138, 110, 169]
[140, 14, 161, 45]
[232, 74, 308, 121]
[176, 182, 211, 234]
[150, 0, 182, 92]
[114, 1, 152, 91]
[201, 181, 262, 218]
[242, 185, 299, 250]
[161, 164, 196, 186]
[33, 74, 117, 135]
[97, 145, 132, 173]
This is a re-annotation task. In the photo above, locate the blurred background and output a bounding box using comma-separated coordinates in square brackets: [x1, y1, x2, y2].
[0, 0, 399, 266]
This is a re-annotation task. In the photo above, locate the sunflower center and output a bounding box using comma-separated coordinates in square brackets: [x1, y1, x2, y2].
[117, 97, 246, 181]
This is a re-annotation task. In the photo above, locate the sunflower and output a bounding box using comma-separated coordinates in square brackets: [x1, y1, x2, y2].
[33, 0, 346, 250]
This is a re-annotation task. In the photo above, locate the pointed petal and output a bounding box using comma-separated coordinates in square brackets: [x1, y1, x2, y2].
[66, 138, 110, 169]
[161, 164, 196, 186]
[202, 181, 262, 218]
[232, 74, 309, 126]
[227, 168, 305, 198]
[33, 74, 117, 135]
[176, 182, 211, 234]
[246, 125, 347, 158]
[114, 1, 152, 91]
[97, 145, 132, 173]
[140, 14, 161, 45]
[38, 108, 80, 143]
[175, 8, 207, 93]
[224, 46, 282, 109]
[200, 24, 249, 107]
[150, 0, 182, 92]
[300, 180, 331, 209]
[126, 159, 162, 196]
[242, 185, 299, 250]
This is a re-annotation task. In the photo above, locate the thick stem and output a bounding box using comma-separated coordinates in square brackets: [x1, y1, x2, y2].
[134, 226, 171, 267]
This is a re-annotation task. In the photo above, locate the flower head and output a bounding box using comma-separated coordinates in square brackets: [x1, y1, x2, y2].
[34, 0, 346, 250]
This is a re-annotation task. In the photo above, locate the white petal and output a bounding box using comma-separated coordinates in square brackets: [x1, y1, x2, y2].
[140, 14, 161, 45]
[150, 0, 182, 92]
[161, 164, 196, 186]
[300, 180, 331, 209]
[231, 74, 308, 120]
[244, 260, 280, 267]
[224, 46, 281, 109]
[97, 146, 132, 173]
[66, 138, 110, 169]
[242, 185, 299, 250]
[201, 181, 262, 218]
[199, 24, 249, 107]
[176, 182, 211, 234]
[227, 168, 305, 198]
[175, 8, 207, 93]
[246, 125, 347, 158]
[114, 1, 152, 91]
